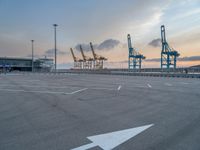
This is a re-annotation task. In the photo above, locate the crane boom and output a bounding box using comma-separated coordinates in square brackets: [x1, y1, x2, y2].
[127, 34, 136, 56]
[127, 34, 132, 49]
[90, 42, 97, 60]
[161, 25, 166, 45]
[80, 45, 86, 61]
[90, 42, 107, 60]
[90, 42, 99, 60]
[70, 48, 83, 69]
[79, 44, 94, 69]
[70, 48, 77, 62]
[89, 42, 107, 69]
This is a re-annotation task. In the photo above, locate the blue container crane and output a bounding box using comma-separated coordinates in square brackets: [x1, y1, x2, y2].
[128, 34, 145, 69]
[161, 25, 180, 69]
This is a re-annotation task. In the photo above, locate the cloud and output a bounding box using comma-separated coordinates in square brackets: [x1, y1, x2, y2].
[178, 56, 200, 61]
[97, 39, 120, 50]
[145, 58, 160, 62]
[74, 39, 120, 52]
[44, 49, 67, 57]
[148, 38, 161, 47]
[171, 7, 200, 21]
[74, 43, 97, 52]
[145, 56, 200, 62]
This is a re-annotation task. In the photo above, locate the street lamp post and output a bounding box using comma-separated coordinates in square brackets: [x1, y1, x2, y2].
[31, 40, 34, 72]
[53, 24, 58, 71]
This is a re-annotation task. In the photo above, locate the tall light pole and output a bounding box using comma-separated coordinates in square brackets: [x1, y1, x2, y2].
[31, 40, 34, 72]
[53, 24, 58, 71]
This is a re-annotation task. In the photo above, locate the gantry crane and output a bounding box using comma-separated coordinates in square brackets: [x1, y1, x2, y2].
[161, 25, 180, 69]
[70, 48, 83, 69]
[90, 42, 107, 69]
[79, 45, 93, 69]
[128, 34, 145, 69]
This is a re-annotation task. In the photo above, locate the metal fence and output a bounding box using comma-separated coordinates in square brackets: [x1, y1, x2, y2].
[55, 68, 200, 78]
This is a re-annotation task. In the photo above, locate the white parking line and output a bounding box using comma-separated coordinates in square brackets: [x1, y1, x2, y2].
[0, 84, 123, 92]
[90, 85, 122, 91]
[0, 88, 65, 94]
[0, 84, 80, 89]
[67, 88, 88, 95]
[0, 89, 25, 92]
[0, 88, 88, 95]
[91, 87, 116, 91]
[180, 82, 189, 85]
[14, 79, 41, 82]
[165, 83, 172, 86]
[147, 84, 152, 88]
[117, 85, 122, 91]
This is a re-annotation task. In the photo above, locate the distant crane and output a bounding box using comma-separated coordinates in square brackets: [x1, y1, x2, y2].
[161, 25, 180, 69]
[128, 34, 145, 69]
[90, 42, 107, 69]
[79, 45, 93, 69]
[70, 48, 83, 69]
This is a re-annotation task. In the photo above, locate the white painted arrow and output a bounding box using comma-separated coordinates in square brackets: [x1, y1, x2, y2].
[71, 124, 154, 150]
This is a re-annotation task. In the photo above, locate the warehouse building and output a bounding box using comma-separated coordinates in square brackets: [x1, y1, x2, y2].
[0, 57, 54, 72]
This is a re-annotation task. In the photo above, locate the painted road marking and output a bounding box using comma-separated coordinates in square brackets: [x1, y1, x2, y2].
[0, 88, 87, 95]
[147, 84, 152, 88]
[90, 87, 116, 91]
[68, 88, 88, 95]
[117, 85, 122, 91]
[24, 79, 41, 82]
[90, 85, 121, 91]
[180, 82, 189, 85]
[0, 84, 81, 89]
[72, 124, 154, 150]
[0, 84, 123, 92]
[0, 89, 25, 92]
[0, 73, 22, 76]
[3, 79, 41, 82]
[165, 83, 172, 86]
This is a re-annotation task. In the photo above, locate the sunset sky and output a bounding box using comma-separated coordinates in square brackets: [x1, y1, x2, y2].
[0, 0, 200, 68]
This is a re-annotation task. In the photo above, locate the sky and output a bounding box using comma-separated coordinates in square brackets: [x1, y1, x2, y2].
[0, 0, 200, 68]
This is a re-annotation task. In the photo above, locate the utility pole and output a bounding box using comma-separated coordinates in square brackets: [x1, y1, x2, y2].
[31, 40, 34, 72]
[53, 24, 58, 71]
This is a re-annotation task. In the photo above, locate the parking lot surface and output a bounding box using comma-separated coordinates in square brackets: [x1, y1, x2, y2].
[0, 73, 200, 150]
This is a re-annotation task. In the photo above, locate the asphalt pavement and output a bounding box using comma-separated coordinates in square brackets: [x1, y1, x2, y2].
[0, 73, 200, 150]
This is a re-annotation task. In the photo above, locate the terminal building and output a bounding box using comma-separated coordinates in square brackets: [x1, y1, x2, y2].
[0, 57, 54, 72]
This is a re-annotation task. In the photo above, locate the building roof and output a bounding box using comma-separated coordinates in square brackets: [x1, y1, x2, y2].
[0, 57, 32, 61]
[0, 57, 53, 61]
